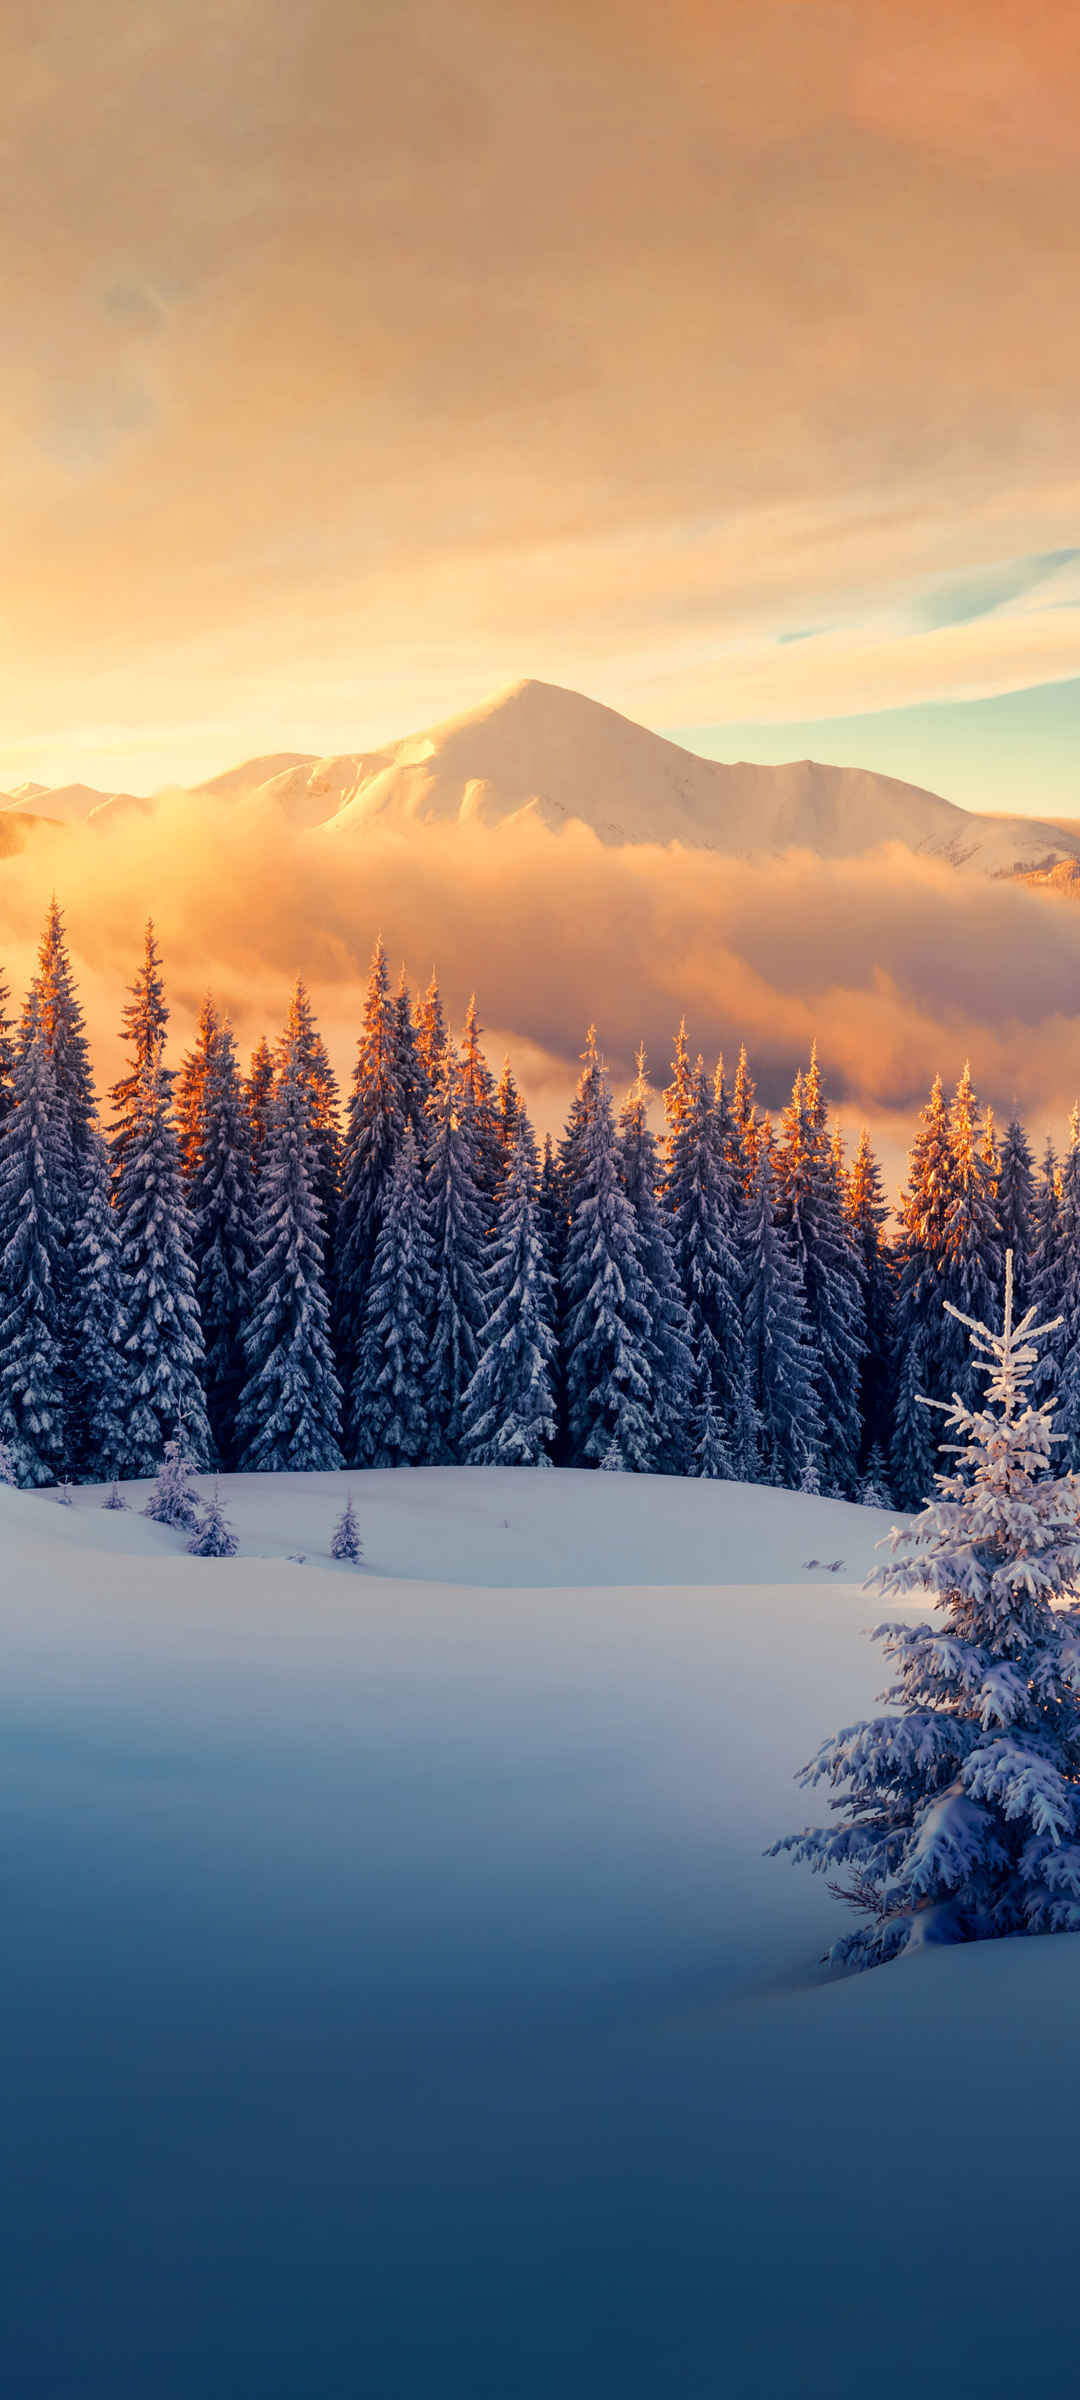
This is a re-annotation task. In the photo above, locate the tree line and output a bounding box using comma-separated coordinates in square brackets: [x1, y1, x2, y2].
[0, 901, 1068, 1498]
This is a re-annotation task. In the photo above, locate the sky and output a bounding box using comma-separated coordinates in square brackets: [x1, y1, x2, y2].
[4, 0, 1080, 808]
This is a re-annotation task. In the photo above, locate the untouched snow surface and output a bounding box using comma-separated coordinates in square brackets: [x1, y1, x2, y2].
[4, 1467, 1080, 2397]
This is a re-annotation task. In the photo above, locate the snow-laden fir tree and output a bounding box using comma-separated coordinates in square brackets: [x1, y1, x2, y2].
[859, 1443, 893, 1509]
[730, 1044, 759, 1196]
[0, 964, 15, 1123]
[424, 1053, 488, 1461]
[330, 1493, 363, 1562]
[144, 1438, 202, 1529]
[891, 1074, 954, 1508]
[190, 1019, 258, 1467]
[110, 925, 211, 1473]
[392, 969, 428, 1136]
[413, 971, 450, 1092]
[351, 1123, 434, 1468]
[775, 1048, 863, 1496]
[665, 1053, 749, 1474]
[175, 994, 220, 1183]
[687, 1349, 734, 1480]
[1045, 1112, 1080, 1472]
[24, 899, 96, 1185]
[462, 1116, 558, 1467]
[561, 1034, 654, 1471]
[996, 1118, 1036, 1315]
[1029, 1139, 1064, 1410]
[0, 1005, 67, 1485]
[246, 1036, 275, 1177]
[773, 1252, 1080, 1969]
[68, 1127, 127, 1481]
[619, 1048, 694, 1473]
[236, 1032, 342, 1472]
[458, 995, 503, 1223]
[187, 1483, 238, 1557]
[846, 1127, 895, 1472]
[277, 980, 342, 1257]
[941, 1062, 1003, 1405]
[336, 940, 407, 1411]
[742, 1130, 821, 1488]
[0, 1438, 16, 1485]
[495, 1057, 523, 1163]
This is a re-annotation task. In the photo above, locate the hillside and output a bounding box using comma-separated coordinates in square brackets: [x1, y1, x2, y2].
[5, 679, 1078, 873]
[4, 1465, 1079, 2397]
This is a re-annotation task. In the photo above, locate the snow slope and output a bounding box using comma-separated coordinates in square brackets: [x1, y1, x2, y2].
[6, 681, 1077, 871]
[4, 1466, 1079, 2396]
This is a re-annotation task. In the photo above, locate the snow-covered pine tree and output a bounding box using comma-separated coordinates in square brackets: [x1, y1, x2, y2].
[619, 1047, 694, 1474]
[859, 1442, 893, 1509]
[144, 1438, 201, 1529]
[0, 965, 15, 1123]
[246, 1036, 275, 1177]
[424, 1052, 488, 1461]
[413, 972, 449, 1092]
[0, 1438, 16, 1485]
[392, 969, 428, 1136]
[190, 1019, 257, 1467]
[330, 1493, 363, 1562]
[1046, 1110, 1080, 1471]
[730, 1044, 759, 1195]
[0, 1005, 68, 1485]
[351, 1123, 433, 1468]
[772, 1253, 1080, 1968]
[742, 1130, 822, 1489]
[891, 1073, 954, 1507]
[187, 1483, 238, 1557]
[68, 1127, 128, 1482]
[277, 980, 341, 1256]
[110, 925, 211, 1473]
[458, 995, 503, 1223]
[24, 899, 96, 1185]
[846, 1127, 896, 1472]
[235, 1033, 343, 1473]
[561, 1036, 654, 1470]
[996, 1118, 1036, 1315]
[462, 1116, 558, 1467]
[336, 940, 407, 1411]
[775, 1048, 863, 1496]
[665, 1054, 749, 1474]
[495, 1058, 523, 1162]
[687, 1349, 734, 1479]
[175, 994, 220, 1183]
[537, 1132, 566, 1283]
[941, 1061, 1003, 1405]
[1029, 1138, 1064, 1409]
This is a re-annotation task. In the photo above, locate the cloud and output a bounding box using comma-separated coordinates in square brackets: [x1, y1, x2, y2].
[3, 804, 1080, 1181]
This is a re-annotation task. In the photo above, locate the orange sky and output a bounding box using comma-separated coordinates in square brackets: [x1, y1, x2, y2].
[5, 0, 1080, 790]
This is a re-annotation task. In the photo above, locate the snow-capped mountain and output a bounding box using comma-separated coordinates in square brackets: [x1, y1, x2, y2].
[5, 679, 1078, 875]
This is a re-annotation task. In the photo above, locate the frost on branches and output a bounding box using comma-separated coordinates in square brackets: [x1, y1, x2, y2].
[772, 1252, 1080, 1970]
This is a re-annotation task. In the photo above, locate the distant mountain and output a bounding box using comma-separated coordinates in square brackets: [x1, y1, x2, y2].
[6, 680, 1080, 876]
[0, 779, 148, 828]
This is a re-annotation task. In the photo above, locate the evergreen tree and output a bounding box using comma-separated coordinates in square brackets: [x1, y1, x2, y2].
[859, 1443, 893, 1509]
[730, 1044, 759, 1194]
[336, 940, 406, 1406]
[891, 1074, 954, 1507]
[846, 1128, 895, 1469]
[236, 1034, 343, 1473]
[330, 1493, 363, 1562]
[0, 1438, 15, 1485]
[424, 1054, 488, 1461]
[1029, 1139, 1064, 1407]
[246, 1036, 275, 1176]
[537, 1133, 565, 1285]
[190, 1020, 257, 1467]
[666, 1055, 749, 1472]
[277, 980, 341, 1247]
[458, 995, 503, 1220]
[462, 1118, 558, 1467]
[144, 1438, 201, 1529]
[110, 925, 211, 1473]
[392, 969, 428, 1135]
[687, 1349, 735, 1479]
[0, 1007, 67, 1485]
[351, 1124, 433, 1468]
[742, 1133, 821, 1489]
[102, 1481, 126, 1510]
[997, 1117, 1036, 1313]
[24, 898, 96, 1182]
[775, 1048, 863, 1495]
[187, 1484, 238, 1557]
[495, 1058, 523, 1161]
[175, 994, 220, 1183]
[413, 972, 449, 1090]
[562, 1041, 654, 1470]
[941, 1061, 1003, 1402]
[619, 1048, 694, 1473]
[773, 1256, 1080, 1968]
[0, 965, 15, 1123]
[1048, 1111, 1080, 1471]
[68, 1128, 127, 1481]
